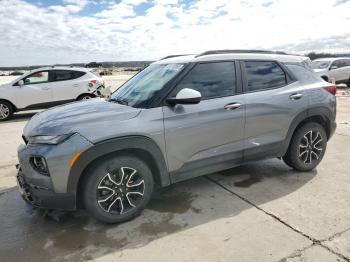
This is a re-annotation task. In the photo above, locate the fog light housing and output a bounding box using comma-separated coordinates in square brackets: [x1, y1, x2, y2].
[30, 156, 49, 176]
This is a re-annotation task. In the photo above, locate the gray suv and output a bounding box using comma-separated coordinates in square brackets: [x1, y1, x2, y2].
[17, 50, 337, 223]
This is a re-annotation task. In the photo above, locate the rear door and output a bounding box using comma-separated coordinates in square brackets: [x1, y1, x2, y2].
[15, 70, 53, 108]
[163, 61, 245, 182]
[50, 70, 87, 101]
[241, 60, 308, 161]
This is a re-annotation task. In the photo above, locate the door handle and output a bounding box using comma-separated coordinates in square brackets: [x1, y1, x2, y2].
[224, 103, 241, 110]
[290, 93, 303, 100]
[41, 87, 50, 91]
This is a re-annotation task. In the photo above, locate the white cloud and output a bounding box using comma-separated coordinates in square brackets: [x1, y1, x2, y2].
[0, 0, 349, 66]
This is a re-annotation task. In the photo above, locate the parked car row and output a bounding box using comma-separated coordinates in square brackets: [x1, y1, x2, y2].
[0, 67, 110, 121]
[16, 50, 337, 223]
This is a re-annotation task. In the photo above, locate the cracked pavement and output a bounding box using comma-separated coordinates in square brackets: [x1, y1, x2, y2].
[0, 89, 350, 261]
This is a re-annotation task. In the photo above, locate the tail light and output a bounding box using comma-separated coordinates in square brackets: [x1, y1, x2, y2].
[323, 84, 336, 96]
[88, 79, 98, 88]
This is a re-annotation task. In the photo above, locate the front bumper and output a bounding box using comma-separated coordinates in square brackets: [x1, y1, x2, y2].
[17, 166, 76, 210]
[17, 133, 93, 210]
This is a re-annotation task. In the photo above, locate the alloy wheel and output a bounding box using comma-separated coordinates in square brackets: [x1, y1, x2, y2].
[0, 103, 10, 120]
[298, 130, 323, 164]
[96, 167, 145, 214]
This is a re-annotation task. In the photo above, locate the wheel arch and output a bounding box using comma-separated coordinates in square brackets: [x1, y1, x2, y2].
[280, 107, 334, 156]
[76, 93, 96, 100]
[320, 75, 329, 82]
[68, 136, 170, 207]
[0, 99, 18, 112]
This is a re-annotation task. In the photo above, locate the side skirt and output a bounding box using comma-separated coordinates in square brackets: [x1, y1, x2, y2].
[170, 152, 243, 184]
[17, 99, 75, 111]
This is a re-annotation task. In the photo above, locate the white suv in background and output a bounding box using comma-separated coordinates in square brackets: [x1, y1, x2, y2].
[311, 57, 350, 86]
[0, 67, 108, 121]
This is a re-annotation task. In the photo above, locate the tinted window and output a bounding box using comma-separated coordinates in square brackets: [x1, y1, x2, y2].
[52, 70, 85, 81]
[174, 62, 236, 99]
[286, 63, 319, 82]
[331, 59, 350, 68]
[244, 61, 287, 91]
[23, 71, 49, 84]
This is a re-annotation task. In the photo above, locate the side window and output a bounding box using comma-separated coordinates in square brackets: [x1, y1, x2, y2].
[173, 62, 236, 99]
[23, 71, 49, 85]
[52, 70, 86, 82]
[332, 60, 346, 68]
[243, 61, 287, 92]
[344, 59, 350, 67]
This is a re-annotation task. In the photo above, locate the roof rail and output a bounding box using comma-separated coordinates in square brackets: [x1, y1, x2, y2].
[195, 50, 287, 58]
[160, 54, 193, 60]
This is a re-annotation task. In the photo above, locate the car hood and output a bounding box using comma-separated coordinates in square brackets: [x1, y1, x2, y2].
[24, 98, 141, 139]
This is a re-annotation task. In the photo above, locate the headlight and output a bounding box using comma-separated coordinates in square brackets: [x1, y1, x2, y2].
[28, 134, 73, 145]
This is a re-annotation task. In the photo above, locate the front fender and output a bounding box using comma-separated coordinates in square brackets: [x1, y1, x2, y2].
[67, 135, 170, 195]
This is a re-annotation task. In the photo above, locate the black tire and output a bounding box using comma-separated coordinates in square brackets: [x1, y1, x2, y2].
[77, 94, 94, 100]
[282, 153, 293, 168]
[285, 122, 327, 172]
[83, 155, 154, 224]
[0, 101, 14, 121]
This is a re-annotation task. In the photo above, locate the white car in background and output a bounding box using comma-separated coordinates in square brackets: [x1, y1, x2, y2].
[311, 57, 350, 86]
[0, 67, 109, 121]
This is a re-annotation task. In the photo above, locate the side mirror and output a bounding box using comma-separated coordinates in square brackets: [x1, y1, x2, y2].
[18, 80, 24, 86]
[330, 65, 338, 70]
[167, 88, 201, 106]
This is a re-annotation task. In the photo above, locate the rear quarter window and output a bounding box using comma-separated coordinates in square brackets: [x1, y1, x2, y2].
[285, 63, 320, 82]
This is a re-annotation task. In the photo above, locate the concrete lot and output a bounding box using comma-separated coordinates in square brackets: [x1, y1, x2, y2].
[0, 82, 349, 261]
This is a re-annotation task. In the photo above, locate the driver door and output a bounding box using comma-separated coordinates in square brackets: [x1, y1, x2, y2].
[163, 61, 245, 182]
[15, 70, 53, 109]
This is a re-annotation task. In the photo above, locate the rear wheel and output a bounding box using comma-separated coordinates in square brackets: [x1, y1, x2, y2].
[0, 101, 14, 121]
[284, 122, 327, 171]
[83, 155, 154, 224]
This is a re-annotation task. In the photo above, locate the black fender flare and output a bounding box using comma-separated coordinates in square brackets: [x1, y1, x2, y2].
[280, 106, 335, 156]
[67, 136, 170, 195]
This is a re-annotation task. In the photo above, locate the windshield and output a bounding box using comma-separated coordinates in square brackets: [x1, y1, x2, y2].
[311, 60, 331, 70]
[110, 63, 184, 108]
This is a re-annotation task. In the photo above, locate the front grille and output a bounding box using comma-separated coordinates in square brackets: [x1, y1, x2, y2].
[22, 135, 28, 145]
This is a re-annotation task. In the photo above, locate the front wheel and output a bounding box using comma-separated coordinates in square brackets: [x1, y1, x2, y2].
[284, 122, 327, 171]
[83, 155, 154, 224]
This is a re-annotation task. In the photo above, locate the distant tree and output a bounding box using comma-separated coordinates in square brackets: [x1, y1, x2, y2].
[9, 71, 23, 76]
[306, 52, 338, 60]
[86, 62, 103, 68]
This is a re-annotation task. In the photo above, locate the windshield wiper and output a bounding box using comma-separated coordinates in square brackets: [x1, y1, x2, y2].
[108, 98, 129, 106]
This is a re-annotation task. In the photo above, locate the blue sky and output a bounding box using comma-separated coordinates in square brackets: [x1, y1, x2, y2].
[0, 0, 349, 66]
